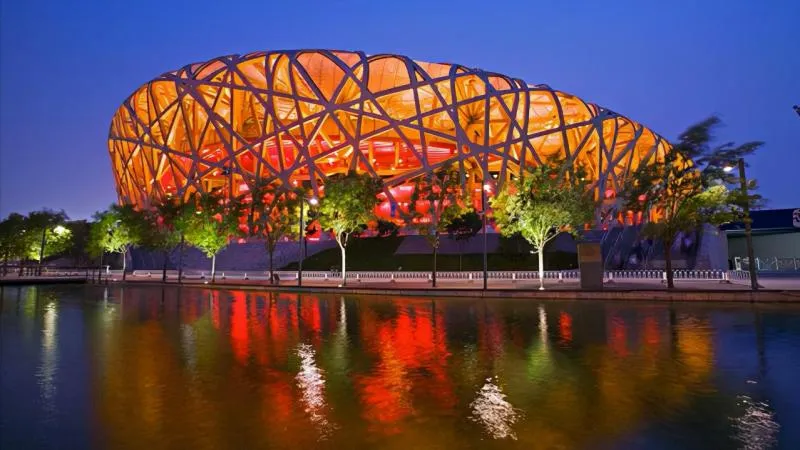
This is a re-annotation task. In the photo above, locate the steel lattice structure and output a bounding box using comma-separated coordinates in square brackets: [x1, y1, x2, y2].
[108, 49, 674, 220]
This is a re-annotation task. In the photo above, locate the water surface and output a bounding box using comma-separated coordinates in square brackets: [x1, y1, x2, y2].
[2, 285, 799, 449]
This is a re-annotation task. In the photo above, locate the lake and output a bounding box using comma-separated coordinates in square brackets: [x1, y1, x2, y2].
[2, 285, 799, 449]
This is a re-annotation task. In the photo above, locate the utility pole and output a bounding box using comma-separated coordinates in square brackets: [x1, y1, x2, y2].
[738, 158, 759, 290]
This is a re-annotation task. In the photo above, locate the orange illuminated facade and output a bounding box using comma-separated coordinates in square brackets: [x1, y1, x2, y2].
[108, 49, 673, 220]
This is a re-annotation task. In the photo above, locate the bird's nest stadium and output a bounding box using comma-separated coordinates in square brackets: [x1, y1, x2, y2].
[108, 49, 675, 223]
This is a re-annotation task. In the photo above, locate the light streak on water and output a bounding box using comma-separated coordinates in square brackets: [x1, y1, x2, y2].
[469, 377, 521, 440]
[296, 343, 336, 440]
[731, 395, 780, 450]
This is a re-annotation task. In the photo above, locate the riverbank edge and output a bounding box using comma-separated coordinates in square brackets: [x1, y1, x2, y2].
[103, 280, 800, 303]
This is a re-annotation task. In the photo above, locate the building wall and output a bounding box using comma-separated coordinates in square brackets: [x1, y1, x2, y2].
[728, 232, 800, 260]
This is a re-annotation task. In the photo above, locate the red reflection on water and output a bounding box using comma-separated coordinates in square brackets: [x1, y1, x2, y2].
[231, 291, 249, 363]
[356, 300, 454, 435]
[559, 311, 573, 345]
[609, 314, 629, 357]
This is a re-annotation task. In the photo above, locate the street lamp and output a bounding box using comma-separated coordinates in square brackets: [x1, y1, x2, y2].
[724, 159, 759, 290]
[298, 195, 318, 287]
[481, 182, 492, 290]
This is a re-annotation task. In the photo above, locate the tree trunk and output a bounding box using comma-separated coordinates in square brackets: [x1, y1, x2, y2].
[664, 238, 674, 289]
[122, 246, 128, 281]
[38, 228, 47, 276]
[211, 254, 217, 283]
[177, 234, 185, 283]
[18, 260, 24, 277]
[162, 250, 168, 283]
[459, 247, 463, 272]
[337, 234, 347, 286]
[537, 249, 545, 291]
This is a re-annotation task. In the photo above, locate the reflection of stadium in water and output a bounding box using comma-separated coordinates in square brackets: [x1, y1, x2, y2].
[12, 286, 800, 449]
[76, 287, 743, 448]
[5, 286, 799, 448]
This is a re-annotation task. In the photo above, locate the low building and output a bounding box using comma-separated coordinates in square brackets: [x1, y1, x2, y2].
[723, 208, 800, 270]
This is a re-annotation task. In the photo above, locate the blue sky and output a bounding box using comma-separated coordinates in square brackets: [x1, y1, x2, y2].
[1, 0, 798, 219]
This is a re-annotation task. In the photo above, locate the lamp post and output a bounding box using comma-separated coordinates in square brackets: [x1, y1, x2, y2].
[481, 182, 491, 290]
[298, 195, 318, 287]
[725, 159, 759, 290]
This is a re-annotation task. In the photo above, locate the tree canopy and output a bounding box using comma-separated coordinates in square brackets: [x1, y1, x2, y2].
[317, 172, 382, 284]
[491, 161, 595, 288]
[621, 116, 763, 288]
[88, 204, 142, 257]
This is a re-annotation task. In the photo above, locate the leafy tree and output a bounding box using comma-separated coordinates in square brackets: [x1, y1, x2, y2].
[446, 211, 483, 271]
[25, 209, 69, 274]
[63, 220, 92, 267]
[622, 116, 762, 288]
[0, 213, 29, 275]
[247, 181, 303, 283]
[88, 204, 142, 280]
[177, 192, 242, 282]
[140, 199, 182, 282]
[317, 172, 381, 286]
[492, 161, 595, 290]
[410, 165, 470, 286]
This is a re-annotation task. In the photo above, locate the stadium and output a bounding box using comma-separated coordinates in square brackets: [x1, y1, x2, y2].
[108, 49, 674, 223]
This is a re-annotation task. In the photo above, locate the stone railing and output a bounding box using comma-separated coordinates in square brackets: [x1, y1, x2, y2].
[127, 268, 751, 283]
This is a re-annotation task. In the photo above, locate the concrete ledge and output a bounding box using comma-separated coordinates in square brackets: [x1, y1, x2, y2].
[109, 280, 800, 303]
[0, 277, 88, 286]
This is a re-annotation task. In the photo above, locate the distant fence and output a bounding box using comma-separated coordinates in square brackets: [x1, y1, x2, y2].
[0, 265, 757, 285]
[127, 268, 751, 284]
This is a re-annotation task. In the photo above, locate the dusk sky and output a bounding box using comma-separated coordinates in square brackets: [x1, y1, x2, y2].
[1, 0, 798, 220]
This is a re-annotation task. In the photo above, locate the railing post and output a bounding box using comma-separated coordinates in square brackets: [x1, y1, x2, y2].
[661, 271, 667, 284]
[512, 273, 516, 283]
[558, 271, 563, 283]
[606, 272, 614, 283]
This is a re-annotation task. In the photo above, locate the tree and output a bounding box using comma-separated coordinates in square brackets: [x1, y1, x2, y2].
[139, 199, 182, 282]
[247, 181, 302, 284]
[376, 220, 399, 237]
[446, 211, 483, 271]
[0, 213, 29, 276]
[491, 161, 595, 290]
[63, 221, 92, 268]
[25, 209, 69, 275]
[88, 204, 142, 280]
[317, 172, 381, 286]
[410, 165, 470, 286]
[621, 116, 762, 288]
[177, 192, 242, 282]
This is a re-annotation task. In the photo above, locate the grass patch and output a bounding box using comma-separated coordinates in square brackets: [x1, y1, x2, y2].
[284, 236, 577, 271]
